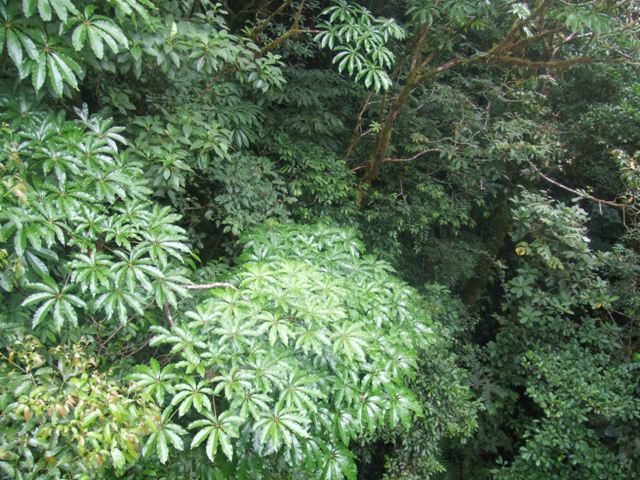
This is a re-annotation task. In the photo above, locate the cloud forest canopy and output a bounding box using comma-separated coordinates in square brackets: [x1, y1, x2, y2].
[0, 1, 639, 479]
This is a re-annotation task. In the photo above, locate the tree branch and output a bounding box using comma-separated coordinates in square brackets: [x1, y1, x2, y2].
[492, 0, 550, 55]
[352, 149, 441, 171]
[201, 0, 306, 96]
[529, 161, 629, 210]
[249, 0, 293, 40]
[384, 149, 443, 164]
[345, 92, 374, 159]
[257, 0, 306, 57]
[491, 55, 627, 69]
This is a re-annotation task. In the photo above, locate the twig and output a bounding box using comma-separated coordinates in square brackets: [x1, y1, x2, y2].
[98, 300, 156, 350]
[121, 335, 153, 359]
[102, 324, 124, 346]
[163, 302, 174, 327]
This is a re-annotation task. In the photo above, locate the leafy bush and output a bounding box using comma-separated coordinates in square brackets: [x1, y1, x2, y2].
[2, 0, 640, 478]
[0, 336, 161, 478]
[134, 223, 437, 478]
[0, 103, 190, 334]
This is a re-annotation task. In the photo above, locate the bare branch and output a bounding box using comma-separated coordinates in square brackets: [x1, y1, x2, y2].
[345, 92, 374, 159]
[163, 302, 174, 327]
[384, 149, 443, 164]
[352, 149, 441, 172]
[529, 161, 629, 210]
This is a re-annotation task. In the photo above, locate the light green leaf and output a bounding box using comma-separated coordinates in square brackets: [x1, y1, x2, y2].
[190, 425, 212, 449]
[157, 432, 169, 464]
[31, 52, 47, 90]
[88, 26, 104, 59]
[32, 299, 54, 327]
[205, 427, 218, 462]
[37, 0, 52, 21]
[111, 447, 125, 470]
[72, 25, 87, 51]
[94, 20, 129, 49]
[47, 54, 63, 96]
[6, 30, 23, 68]
[23, 0, 37, 17]
[52, 52, 78, 90]
[18, 32, 39, 61]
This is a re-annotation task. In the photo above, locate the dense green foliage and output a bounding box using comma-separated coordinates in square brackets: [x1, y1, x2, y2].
[1, 1, 640, 479]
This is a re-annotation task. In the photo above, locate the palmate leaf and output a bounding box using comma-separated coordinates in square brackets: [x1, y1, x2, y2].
[28, 45, 84, 96]
[212, 315, 259, 351]
[245, 355, 288, 392]
[149, 325, 208, 365]
[254, 405, 310, 451]
[231, 391, 272, 421]
[39, 144, 81, 182]
[88, 169, 134, 202]
[386, 386, 421, 429]
[212, 366, 254, 401]
[94, 282, 147, 324]
[22, 0, 79, 22]
[332, 322, 369, 361]
[30, 202, 66, 248]
[49, 51, 79, 90]
[138, 230, 190, 267]
[71, 206, 107, 242]
[4, 28, 38, 69]
[111, 247, 164, 293]
[317, 445, 357, 480]
[77, 113, 128, 151]
[70, 8, 129, 59]
[21, 277, 86, 330]
[130, 359, 177, 405]
[332, 410, 357, 445]
[108, 0, 155, 21]
[356, 64, 391, 93]
[279, 371, 324, 413]
[355, 391, 383, 433]
[24, 247, 57, 277]
[169, 377, 214, 417]
[143, 412, 187, 464]
[152, 267, 191, 308]
[256, 311, 295, 346]
[333, 46, 365, 76]
[295, 324, 331, 355]
[188, 411, 243, 462]
[69, 252, 113, 295]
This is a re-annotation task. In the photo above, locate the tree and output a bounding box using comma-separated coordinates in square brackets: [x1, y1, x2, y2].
[1, 0, 640, 478]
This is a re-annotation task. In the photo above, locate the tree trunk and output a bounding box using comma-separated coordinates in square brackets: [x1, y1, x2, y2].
[461, 202, 511, 307]
[356, 72, 421, 206]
